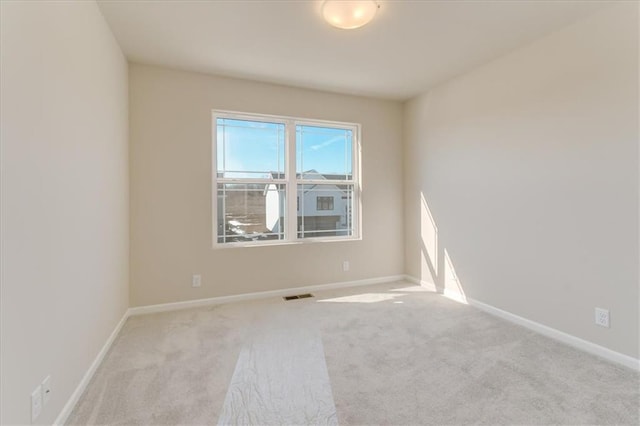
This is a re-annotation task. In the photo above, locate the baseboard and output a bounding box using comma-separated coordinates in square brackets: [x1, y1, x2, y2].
[404, 274, 639, 371]
[467, 298, 640, 371]
[53, 309, 131, 426]
[129, 275, 406, 316]
[403, 274, 437, 292]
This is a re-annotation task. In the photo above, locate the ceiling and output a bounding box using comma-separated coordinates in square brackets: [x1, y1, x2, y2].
[97, 0, 609, 101]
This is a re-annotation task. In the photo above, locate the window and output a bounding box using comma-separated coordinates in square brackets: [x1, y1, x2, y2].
[316, 196, 334, 211]
[213, 111, 359, 246]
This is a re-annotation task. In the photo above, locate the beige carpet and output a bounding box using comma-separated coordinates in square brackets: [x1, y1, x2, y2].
[68, 281, 639, 425]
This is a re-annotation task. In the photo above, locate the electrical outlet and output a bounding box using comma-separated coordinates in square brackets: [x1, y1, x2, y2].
[595, 308, 610, 328]
[342, 261, 350, 272]
[31, 384, 43, 421]
[42, 375, 52, 405]
[192, 274, 202, 288]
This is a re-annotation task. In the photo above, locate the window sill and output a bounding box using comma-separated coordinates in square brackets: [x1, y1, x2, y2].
[211, 236, 362, 250]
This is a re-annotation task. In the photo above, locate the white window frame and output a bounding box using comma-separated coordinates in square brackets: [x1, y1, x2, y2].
[212, 110, 361, 248]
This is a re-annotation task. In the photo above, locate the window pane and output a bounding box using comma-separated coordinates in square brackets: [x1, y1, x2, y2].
[298, 184, 353, 239]
[316, 196, 334, 211]
[217, 118, 285, 179]
[217, 183, 285, 243]
[296, 125, 352, 180]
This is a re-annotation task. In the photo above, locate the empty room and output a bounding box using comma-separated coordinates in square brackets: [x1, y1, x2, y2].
[1, 0, 638, 425]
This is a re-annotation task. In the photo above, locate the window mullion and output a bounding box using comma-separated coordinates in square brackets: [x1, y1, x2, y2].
[286, 120, 297, 241]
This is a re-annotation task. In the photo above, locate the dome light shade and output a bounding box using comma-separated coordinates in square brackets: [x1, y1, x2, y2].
[322, 0, 378, 30]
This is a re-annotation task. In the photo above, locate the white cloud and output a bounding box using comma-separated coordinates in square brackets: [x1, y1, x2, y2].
[310, 135, 344, 151]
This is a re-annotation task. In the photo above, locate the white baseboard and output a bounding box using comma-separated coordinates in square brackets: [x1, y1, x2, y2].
[128, 275, 406, 316]
[403, 275, 437, 292]
[404, 274, 639, 372]
[467, 298, 640, 371]
[54, 309, 131, 426]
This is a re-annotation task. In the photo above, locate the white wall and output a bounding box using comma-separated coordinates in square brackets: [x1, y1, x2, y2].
[0, 1, 129, 424]
[404, 3, 639, 358]
[130, 64, 404, 307]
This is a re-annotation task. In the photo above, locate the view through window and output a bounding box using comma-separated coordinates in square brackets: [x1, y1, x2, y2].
[214, 112, 359, 245]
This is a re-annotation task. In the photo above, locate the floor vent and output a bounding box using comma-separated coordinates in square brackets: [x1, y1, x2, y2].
[283, 293, 314, 301]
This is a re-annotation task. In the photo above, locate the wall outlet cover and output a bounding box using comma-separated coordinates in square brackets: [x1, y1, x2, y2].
[595, 307, 610, 328]
[192, 274, 202, 287]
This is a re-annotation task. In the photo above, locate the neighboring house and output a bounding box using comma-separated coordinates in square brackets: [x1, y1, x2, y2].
[266, 170, 352, 238]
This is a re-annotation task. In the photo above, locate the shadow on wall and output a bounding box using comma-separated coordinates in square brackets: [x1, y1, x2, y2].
[420, 192, 467, 304]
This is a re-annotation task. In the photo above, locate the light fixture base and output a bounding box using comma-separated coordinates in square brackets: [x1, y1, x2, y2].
[321, 0, 379, 30]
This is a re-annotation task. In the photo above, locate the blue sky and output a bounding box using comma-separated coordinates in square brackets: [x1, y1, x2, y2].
[217, 118, 352, 179]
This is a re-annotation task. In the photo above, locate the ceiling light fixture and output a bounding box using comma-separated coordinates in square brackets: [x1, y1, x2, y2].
[321, 0, 379, 30]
